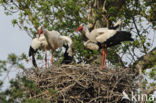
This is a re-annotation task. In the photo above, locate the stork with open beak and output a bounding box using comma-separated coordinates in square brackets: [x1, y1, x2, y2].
[38, 26, 73, 65]
[76, 20, 133, 69]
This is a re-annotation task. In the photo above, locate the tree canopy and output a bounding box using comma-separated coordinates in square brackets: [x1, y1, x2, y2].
[0, 0, 156, 102]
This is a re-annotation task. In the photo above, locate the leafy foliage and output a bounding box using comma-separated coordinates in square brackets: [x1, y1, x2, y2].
[0, 0, 155, 102]
[0, 0, 155, 65]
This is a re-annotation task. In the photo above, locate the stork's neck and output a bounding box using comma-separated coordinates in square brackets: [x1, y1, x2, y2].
[83, 25, 90, 39]
[42, 28, 54, 50]
[42, 29, 49, 40]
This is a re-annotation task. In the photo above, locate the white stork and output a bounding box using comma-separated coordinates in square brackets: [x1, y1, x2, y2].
[29, 34, 50, 68]
[76, 20, 133, 69]
[38, 26, 73, 65]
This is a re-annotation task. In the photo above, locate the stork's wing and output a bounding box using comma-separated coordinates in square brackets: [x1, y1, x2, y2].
[60, 36, 73, 48]
[29, 46, 35, 56]
[95, 28, 109, 34]
[61, 45, 73, 64]
[49, 30, 61, 36]
[31, 38, 41, 50]
[28, 46, 38, 67]
[95, 29, 117, 43]
[60, 36, 72, 46]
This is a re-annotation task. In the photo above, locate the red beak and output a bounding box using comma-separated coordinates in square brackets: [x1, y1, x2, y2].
[38, 30, 43, 38]
[76, 26, 83, 32]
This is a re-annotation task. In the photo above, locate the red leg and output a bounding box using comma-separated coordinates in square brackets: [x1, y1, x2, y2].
[102, 47, 105, 69]
[105, 46, 107, 60]
[45, 48, 47, 69]
[51, 54, 53, 64]
[101, 48, 103, 68]
[102, 44, 107, 69]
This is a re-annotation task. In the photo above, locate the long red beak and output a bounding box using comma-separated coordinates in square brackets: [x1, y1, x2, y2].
[76, 26, 83, 32]
[38, 30, 43, 38]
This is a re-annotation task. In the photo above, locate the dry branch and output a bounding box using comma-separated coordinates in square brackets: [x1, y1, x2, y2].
[22, 64, 136, 103]
[133, 48, 156, 73]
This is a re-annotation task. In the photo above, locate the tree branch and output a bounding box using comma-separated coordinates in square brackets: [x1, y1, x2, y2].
[133, 47, 156, 72]
[144, 86, 156, 95]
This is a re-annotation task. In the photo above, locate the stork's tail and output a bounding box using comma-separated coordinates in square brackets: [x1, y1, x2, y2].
[61, 36, 73, 56]
[98, 31, 134, 48]
[116, 31, 134, 41]
[114, 19, 122, 27]
[109, 19, 122, 30]
[61, 45, 73, 64]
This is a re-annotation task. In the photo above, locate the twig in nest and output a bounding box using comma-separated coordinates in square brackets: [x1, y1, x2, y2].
[22, 64, 136, 102]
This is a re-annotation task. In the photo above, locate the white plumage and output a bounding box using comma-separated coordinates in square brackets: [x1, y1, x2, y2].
[29, 34, 50, 67]
[95, 28, 117, 43]
[38, 26, 73, 64]
[30, 38, 41, 50]
[59, 36, 73, 56]
[77, 19, 122, 50]
[76, 19, 133, 69]
[30, 34, 50, 51]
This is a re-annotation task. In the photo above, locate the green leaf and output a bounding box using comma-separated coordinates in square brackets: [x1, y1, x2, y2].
[149, 69, 156, 78]
[12, 19, 17, 27]
[7, 53, 18, 65]
[18, 64, 25, 69]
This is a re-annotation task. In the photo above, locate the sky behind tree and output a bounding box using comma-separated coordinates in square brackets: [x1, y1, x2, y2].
[0, 7, 31, 60]
[0, 7, 31, 90]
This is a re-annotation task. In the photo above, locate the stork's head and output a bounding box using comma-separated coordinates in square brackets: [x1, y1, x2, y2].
[38, 26, 43, 38]
[76, 23, 85, 32]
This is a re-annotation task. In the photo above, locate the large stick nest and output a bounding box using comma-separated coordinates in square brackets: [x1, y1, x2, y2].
[24, 64, 136, 103]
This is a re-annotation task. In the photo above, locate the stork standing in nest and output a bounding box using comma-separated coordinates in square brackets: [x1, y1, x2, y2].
[76, 20, 133, 69]
[29, 34, 50, 68]
[38, 26, 73, 66]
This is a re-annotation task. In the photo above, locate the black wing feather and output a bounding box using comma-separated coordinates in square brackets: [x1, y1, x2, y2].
[98, 31, 134, 48]
[28, 46, 38, 67]
[61, 45, 73, 64]
[32, 54, 37, 67]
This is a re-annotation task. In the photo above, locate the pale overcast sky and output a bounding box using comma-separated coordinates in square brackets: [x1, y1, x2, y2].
[0, 7, 31, 60]
[0, 7, 32, 90]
